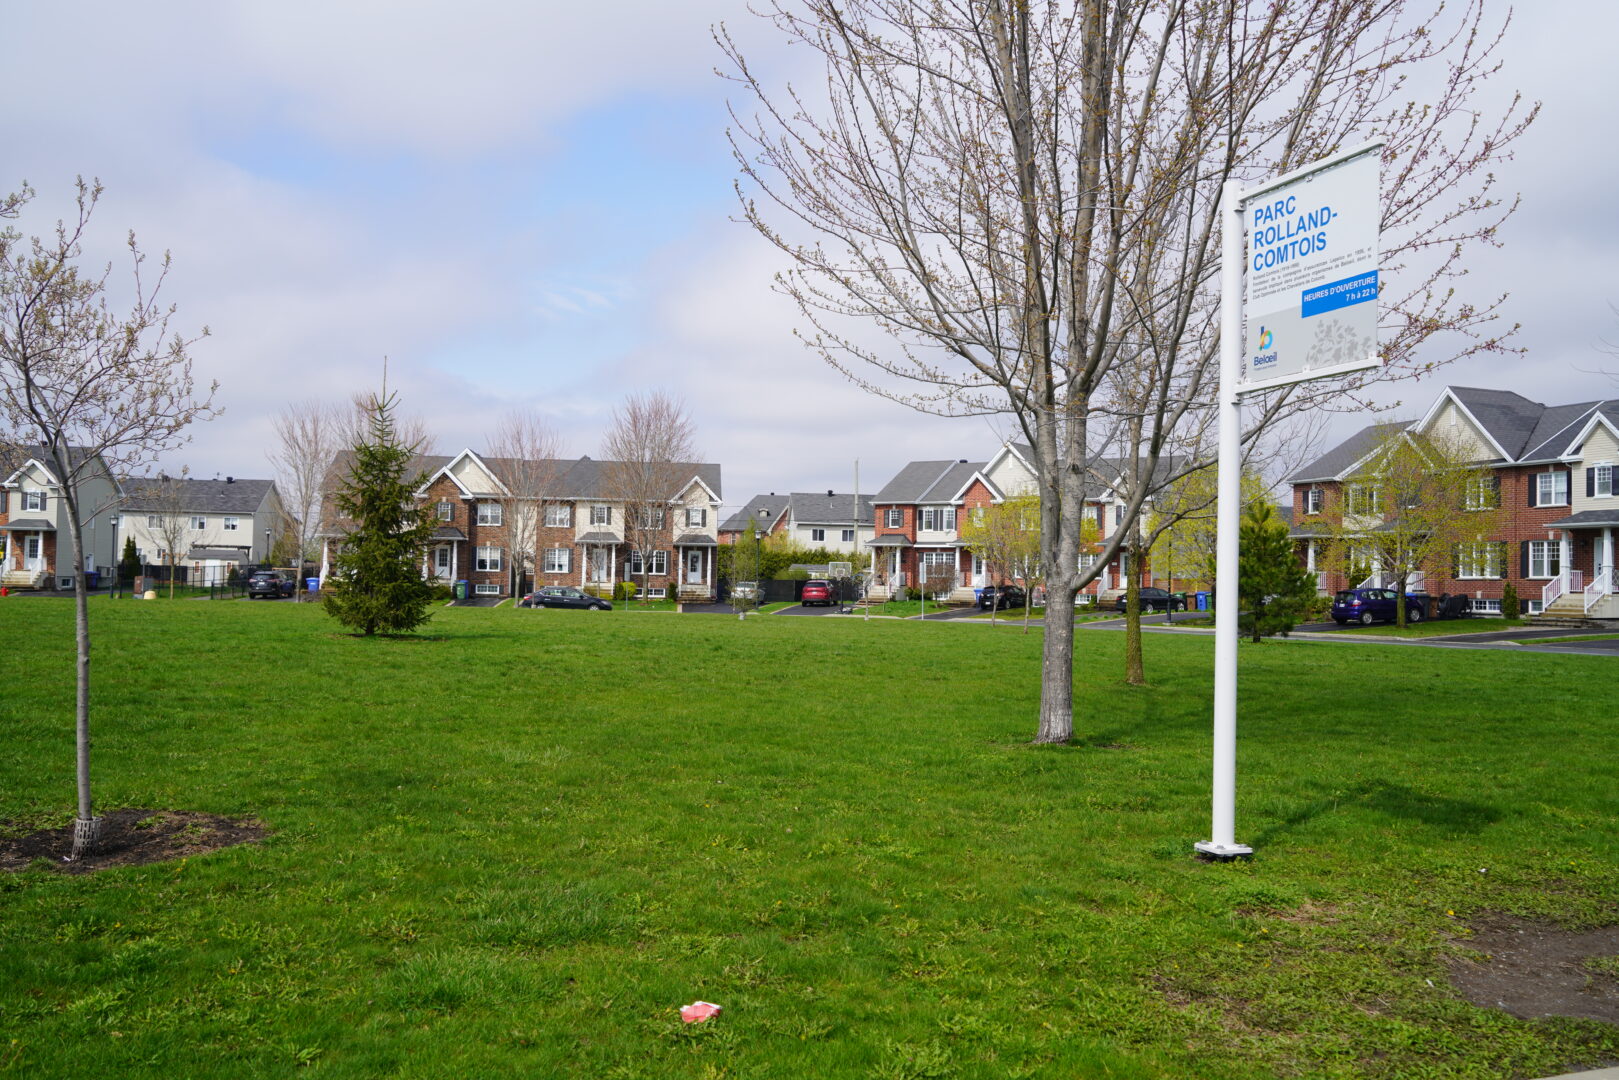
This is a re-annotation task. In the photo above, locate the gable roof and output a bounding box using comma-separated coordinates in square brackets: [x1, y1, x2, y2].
[1289, 422, 1411, 483]
[2, 445, 109, 488]
[784, 492, 875, 526]
[122, 477, 277, 515]
[873, 459, 987, 503]
[719, 494, 791, 534]
[325, 451, 721, 504]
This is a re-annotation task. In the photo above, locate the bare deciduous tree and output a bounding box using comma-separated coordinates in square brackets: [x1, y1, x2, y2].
[137, 472, 193, 599]
[601, 392, 698, 601]
[723, 0, 1533, 742]
[268, 400, 341, 600]
[486, 410, 562, 598]
[0, 179, 216, 857]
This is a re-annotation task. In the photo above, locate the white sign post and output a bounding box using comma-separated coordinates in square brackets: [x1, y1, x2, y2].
[1196, 143, 1383, 860]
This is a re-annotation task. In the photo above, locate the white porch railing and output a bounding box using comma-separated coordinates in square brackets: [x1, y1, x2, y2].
[1542, 572, 1567, 608]
[1584, 567, 1612, 614]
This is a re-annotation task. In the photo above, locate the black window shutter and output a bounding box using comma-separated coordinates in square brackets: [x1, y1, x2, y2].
[1588, 468, 1596, 498]
[1489, 475, 1501, 508]
[1451, 545, 1460, 579]
[1520, 541, 1531, 578]
[1528, 476, 1538, 508]
[1496, 541, 1510, 579]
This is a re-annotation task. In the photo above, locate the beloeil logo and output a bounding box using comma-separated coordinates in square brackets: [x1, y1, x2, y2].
[1251, 326, 1277, 369]
[1257, 327, 1273, 350]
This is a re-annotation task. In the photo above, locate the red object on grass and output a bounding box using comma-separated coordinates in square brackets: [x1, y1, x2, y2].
[680, 1001, 722, 1023]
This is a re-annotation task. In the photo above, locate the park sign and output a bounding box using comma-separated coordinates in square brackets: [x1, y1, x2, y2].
[1240, 141, 1384, 391]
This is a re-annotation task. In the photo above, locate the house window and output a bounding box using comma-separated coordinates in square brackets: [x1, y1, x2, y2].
[223, 516, 239, 531]
[590, 504, 611, 526]
[811, 528, 826, 542]
[1306, 487, 1323, 514]
[1464, 476, 1500, 510]
[638, 507, 666, 529]
[545, 504, 572, 527]
[628, 550, 668, 576]
[190, 516, 207, 530]
[1078, 552, 1099, 573]
[474, 583, 500, 596]
[477, 502, 502, 527]
[685, 507, 706, 527]
[921, 508, 936, 531]
[1535, 471, 1568, 506]
[147, 515, 160, 528]
[886, 508, 903, 529]
[645, 587, 667, 599]
[475, 546, 502, 572]
[1348, 484, 1380, 515]
[1527, 540, 1560, 579]
[1455, 542, 1502, 579]
[543, 548, 571, 574]
[842, 529, 855, 543]
[1596, 464, 1614, 498]
[437, 501, 454, 521]
[24, 491, 45, 512]
[1470, 598, 1502, 614]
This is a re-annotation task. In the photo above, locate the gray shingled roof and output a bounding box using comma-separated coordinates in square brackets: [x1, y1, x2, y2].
[1006, 442, 1189, 496]
[1518, 401, 1610, 462]
[786, 492, 875, 525]
[719, 494, 791, 534]
[873, 460, 988, 503]
[0, 517, 54, 531]
[122, 477, 276, 515]
[1289, 422, 1410, 483]
[328, 451, 721, 504]
[1447, 387, 1546, 459]
[1544, 509, 1619, 528]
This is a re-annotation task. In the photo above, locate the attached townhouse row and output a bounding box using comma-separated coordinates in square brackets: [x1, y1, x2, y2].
[321, 449, 724, 601]
[718, 491, 875, 553]
[1290, 385, 1619, 619]
[2, 447, 288, 589]
[863, 442, 1151, 602]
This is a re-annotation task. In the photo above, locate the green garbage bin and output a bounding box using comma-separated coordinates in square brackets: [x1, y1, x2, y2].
[454, 580, 468, 600]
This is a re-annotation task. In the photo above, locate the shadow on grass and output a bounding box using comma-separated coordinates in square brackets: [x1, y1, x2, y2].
[1253, 779, 1502, 845]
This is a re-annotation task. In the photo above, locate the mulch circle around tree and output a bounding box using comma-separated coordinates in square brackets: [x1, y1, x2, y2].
[0, 808, 266, 874]
[1448, 914, 1619, 1025]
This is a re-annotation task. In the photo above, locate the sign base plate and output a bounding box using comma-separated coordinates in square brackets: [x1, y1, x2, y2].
[1194, 840, 1254, 861]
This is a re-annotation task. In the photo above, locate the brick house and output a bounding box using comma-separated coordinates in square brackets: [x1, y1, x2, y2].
[0, 446, 121, 590]
[866, 442, 1150, 602]
[321, 449, 723, 601]
[1289, 386, 1619, 619]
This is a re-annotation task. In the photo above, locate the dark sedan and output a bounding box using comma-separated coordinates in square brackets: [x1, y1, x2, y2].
[1331, 588, 1426, 625]
[519, 586, 613, 611]
[1114, 587, 1185, 613]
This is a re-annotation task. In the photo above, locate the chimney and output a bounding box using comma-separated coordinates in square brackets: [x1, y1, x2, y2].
[827, 489, 834, 497]
[226, 476, 234, 484]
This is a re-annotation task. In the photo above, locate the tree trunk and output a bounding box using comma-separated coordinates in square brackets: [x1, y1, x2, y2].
[1124, 543, 1145, 686]
[1395, 572, 1408, 628]
[62, 493, 99, 859]
[1036, 578, 1076, 742]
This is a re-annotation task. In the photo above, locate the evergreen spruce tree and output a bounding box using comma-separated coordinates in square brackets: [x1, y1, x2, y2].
[1238, 502, 1317, 643]
[118, 536, 141, 584]
[322, 392, 437, 636]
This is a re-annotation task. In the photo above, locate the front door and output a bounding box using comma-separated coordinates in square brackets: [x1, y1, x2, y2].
[590, 547, 610, 583]
[686, 549, 704, 584]
[434, 545, 451, 580]
[972, 555, 987, 587]
[24, 535, 42, 572]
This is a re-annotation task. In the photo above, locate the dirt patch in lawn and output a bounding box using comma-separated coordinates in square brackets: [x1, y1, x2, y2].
[1447, 914, 1619, 1024]
[0, 808, 265, 874]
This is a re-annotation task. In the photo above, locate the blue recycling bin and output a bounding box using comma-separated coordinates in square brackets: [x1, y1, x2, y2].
[84, 571, 100, 590]
[1195, 591, 1209, 611]
[306, 577, 320, 593]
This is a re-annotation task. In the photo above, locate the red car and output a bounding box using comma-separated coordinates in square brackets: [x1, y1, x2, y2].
[800, 579, 835, 606]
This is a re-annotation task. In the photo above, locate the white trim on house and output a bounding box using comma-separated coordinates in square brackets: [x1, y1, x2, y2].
[1414, 389, 1512, 462]
[944, 470, 1005, 504]
[1557, 410, 1619, 461]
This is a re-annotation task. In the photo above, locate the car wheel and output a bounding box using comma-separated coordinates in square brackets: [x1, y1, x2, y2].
[1359, 611, 1375, 626]
[1409, 607, 1424, 623]
[590, 603, 605, 611]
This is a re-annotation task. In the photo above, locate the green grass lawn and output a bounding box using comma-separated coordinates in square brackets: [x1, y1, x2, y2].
[2, 600, 1617, 1078]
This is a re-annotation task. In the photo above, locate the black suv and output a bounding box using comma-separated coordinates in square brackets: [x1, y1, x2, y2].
[247, 571, 293, 599]
[978, 584, 1026, 611]
[1114, 587, 1184, 613]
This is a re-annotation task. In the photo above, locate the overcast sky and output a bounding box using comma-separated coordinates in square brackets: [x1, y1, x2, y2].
[6, 2, 1617, 511]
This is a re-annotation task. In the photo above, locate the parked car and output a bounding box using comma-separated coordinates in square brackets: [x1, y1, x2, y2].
[800, 579, 835, 606]
[978, 584, 1026, 611]
[1331, 588, 1427, 625]
[1114, 587, 1185, 613]
[519, 586, 612, 611]
[247, 571, 293, 599]
[730, 581, 760, 601]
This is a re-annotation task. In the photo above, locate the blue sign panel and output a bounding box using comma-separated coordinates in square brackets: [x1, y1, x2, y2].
[1301, 271, 1378, 318]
